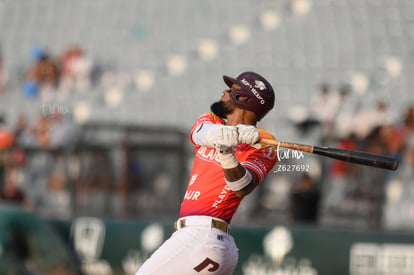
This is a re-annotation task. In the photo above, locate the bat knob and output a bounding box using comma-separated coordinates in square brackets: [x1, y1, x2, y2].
[391, 160, 399, 171]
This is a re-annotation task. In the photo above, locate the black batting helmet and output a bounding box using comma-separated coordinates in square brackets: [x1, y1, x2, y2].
[223, 71, 275, 121]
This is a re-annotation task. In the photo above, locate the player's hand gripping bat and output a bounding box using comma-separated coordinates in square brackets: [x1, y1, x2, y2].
[260, 138, 399, 171]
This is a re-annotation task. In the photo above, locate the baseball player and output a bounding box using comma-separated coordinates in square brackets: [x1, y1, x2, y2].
[136, 71, 278, 274]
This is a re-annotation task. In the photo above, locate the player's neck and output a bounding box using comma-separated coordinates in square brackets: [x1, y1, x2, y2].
[225, 109, 257, 126]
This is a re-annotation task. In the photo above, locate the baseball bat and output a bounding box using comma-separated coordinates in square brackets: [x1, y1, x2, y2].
[260, 138, 399, 171]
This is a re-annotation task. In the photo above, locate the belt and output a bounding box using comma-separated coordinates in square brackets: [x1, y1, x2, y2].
[174, 216, 229, 233]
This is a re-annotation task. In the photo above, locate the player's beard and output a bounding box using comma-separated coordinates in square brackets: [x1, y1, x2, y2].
[210, 100, 232, 119]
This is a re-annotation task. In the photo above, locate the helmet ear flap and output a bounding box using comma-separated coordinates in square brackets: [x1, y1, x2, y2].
[234, 93, 248, 102]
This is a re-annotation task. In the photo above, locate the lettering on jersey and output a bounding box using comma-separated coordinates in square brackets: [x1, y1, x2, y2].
[188, 174, 198, 186]
[254, 159, 267, 172]
[212, 185, 231, 208]
[262, 145, 277, 160]
[184, 190, 201, 200]
[197, 146, 220, 163]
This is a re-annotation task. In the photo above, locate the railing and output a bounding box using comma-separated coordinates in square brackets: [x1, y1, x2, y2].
[0, 123, 189, 221]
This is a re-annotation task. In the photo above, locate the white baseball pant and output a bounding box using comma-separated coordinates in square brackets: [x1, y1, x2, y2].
[136, 216, 239, 275]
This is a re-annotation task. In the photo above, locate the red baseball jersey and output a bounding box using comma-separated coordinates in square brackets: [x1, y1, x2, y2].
[179, 112, 278, 223]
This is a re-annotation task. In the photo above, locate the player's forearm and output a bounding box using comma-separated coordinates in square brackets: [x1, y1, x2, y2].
[210, 124, 260, 196]
[223, 164, 246, 181]
[223, 165, 258, 198]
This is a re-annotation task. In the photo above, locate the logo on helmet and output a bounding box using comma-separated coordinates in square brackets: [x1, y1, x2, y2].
[241, 78, 266, 104]
[255, 80, 266, 91]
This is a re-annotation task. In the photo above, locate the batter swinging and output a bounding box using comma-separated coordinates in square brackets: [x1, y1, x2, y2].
[136, 71, 278, 275]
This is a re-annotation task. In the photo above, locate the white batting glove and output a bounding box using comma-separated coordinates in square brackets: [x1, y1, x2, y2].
[192, 123, 218, 148]
[214, 126, 239, 152]
[193, 124, 239, 150]
[237, 125, 260, 145]
[214, 126, 240, 169]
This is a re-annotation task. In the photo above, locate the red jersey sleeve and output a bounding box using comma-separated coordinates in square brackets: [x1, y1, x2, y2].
[234, 130, 278, 183]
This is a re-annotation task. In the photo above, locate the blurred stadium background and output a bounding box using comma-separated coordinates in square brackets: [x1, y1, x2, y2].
[0, 0, 414, 274]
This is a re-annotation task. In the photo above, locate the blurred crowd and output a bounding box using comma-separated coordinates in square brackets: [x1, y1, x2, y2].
[0, 111, 77, 217]
[1, 45, 414, 229]
[21, 45, 95, 99]
[287, 83, 414, 229]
